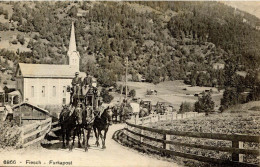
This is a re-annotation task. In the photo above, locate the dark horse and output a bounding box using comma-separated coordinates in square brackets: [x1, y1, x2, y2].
[93, 107, 113, 149]
[59, 104, 83, 151]
[82, 106, 94, 152]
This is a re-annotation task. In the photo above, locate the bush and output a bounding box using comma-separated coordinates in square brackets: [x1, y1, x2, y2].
[100, 88, 114, 103]
[11, 40, 18, 45]
[178, 102, 193, 114]
[0, 121, 22, 148]
[17, 34, 25, 45]
[194, 91, 215, 115]
[129, 89, 136, 98]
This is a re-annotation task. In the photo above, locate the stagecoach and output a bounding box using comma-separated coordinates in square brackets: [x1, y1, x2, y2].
[59, 81, 113, 151]
[69, 85, 100, 110]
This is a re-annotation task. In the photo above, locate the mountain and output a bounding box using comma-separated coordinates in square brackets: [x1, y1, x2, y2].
[0, 1, 259, 88]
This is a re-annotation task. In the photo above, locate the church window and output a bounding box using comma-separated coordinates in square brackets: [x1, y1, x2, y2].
[63, 86, 66, 97]
[42, 86, 45, 97]
[31, 86, 34, 97]
[53, 86, 56, 97]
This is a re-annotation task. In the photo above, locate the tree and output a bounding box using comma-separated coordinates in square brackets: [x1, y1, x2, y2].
[129, 89, 136, 98]
[68, 6, 78, 17]
[179, 102, 193, 114]
[100, 88, 114, 103]
[17, 34, 25, 45]
[194, 91, 215, 115]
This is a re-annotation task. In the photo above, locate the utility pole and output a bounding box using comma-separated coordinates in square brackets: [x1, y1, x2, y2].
[125, 57, 128, 102]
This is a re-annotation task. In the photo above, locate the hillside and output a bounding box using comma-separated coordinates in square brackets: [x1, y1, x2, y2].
[0, 1, 259, 90]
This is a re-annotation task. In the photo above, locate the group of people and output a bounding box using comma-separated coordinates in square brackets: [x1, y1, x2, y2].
[69, 72, 105, 118]
[71, 72, 93, 95]
[70, 72, 97, 105]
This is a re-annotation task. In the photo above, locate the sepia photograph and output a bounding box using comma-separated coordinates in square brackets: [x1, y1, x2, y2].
[0, 1, 259, 167]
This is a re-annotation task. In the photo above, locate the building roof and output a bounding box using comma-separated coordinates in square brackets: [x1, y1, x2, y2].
[12, 101, 50, 115]
[17, 63, 82, 78]
[8, 90, 21, 96]
[68, 22, 80, 57]
[4, 85, 16, 89]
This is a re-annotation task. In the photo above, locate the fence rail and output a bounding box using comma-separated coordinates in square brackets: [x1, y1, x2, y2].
[131, 112, 205, 125]
[125, 113, 260, 167]
[20, 118, 52, 147]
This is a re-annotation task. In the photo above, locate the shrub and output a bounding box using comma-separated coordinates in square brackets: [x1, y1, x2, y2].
[0, 121, 22, 148]
[100, 88, 114, 103]
[11, 40, 18, 45]
[179, 102, 193, 114]
[129, 89, 136, 98]
[194, 91, 215, 115]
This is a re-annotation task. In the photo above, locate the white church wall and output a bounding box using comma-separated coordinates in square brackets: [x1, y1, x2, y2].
[24, 78, 72, 105]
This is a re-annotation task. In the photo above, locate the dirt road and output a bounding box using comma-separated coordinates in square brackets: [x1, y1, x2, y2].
[0, 124, 180, 167]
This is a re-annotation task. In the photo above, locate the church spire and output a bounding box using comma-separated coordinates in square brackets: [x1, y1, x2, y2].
[68, 22, 77, 53]
[67, 21, 80, 72]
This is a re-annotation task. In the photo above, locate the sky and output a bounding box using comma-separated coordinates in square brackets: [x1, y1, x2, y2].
[223, 1, 260, 19]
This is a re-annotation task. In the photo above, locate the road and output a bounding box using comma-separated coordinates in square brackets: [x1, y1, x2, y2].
[0, 124, 181, 167]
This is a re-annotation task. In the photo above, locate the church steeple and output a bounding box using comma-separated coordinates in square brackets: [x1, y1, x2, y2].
[68, 22, 77, 54]
[67, 22, 80, 72]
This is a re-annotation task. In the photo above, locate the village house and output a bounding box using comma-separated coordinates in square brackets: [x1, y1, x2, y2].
[15, 22, 86, 106]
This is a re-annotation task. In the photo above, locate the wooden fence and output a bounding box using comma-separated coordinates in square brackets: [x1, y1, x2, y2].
[131, 112, 205, 125]
[19, 117, 52, 147]
[124, 113, 260, 167]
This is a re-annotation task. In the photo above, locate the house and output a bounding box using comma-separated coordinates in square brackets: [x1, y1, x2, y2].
[8, 90, 21, 106]
[15, 22, 86, 106]
[12, 102, 51, 125]
[4, 85, 16, 94]
[213, 63, 225, 70]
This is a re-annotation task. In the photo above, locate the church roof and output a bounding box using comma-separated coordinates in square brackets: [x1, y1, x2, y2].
[17, 63, 81, 78]
[68, 22, 80, 57]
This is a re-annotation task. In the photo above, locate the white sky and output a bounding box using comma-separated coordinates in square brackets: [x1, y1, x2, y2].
[223, 1, 260, 19]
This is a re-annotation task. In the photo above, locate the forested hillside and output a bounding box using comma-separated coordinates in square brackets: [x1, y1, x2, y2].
[0, 1, 259, 107]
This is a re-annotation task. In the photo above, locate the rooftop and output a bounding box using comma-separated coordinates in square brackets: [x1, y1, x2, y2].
[17, 63, 84, 78]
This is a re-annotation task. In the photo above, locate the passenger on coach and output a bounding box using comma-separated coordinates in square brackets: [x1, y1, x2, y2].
[72, 72, 82, 96]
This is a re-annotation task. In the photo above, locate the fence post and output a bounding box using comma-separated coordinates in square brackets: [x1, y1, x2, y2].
[125, 124, 129, 140]
[232, 140, 244, 162]
[20, 128, 24, 147]
[142, 117, 144, 125]
[140, 129, 144, 143]
[158, 114, 160, 122]
[163, 133, 171, 150]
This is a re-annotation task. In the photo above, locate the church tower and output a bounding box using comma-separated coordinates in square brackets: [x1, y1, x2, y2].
[68, 22, 80, 72]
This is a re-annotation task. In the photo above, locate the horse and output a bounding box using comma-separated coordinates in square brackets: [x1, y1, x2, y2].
[93, 107, 113, 149]
[81, 106, 95, 152]
[59, 104, 84, 151]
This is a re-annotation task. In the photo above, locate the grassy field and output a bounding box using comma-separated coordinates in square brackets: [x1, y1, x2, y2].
[116, 80, 222, 111]
[141, 102, 260, 165]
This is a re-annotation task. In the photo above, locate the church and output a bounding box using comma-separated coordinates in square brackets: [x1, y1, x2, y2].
[15, 22, 86, 106]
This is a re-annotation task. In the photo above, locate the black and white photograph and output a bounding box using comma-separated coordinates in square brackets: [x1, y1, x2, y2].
[0, 1, 259, 166]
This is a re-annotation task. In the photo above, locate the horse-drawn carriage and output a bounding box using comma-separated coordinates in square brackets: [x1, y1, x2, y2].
[59, 80, 113, 151]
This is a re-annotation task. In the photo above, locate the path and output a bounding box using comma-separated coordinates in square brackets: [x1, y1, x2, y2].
[0, 124, 181, 167]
